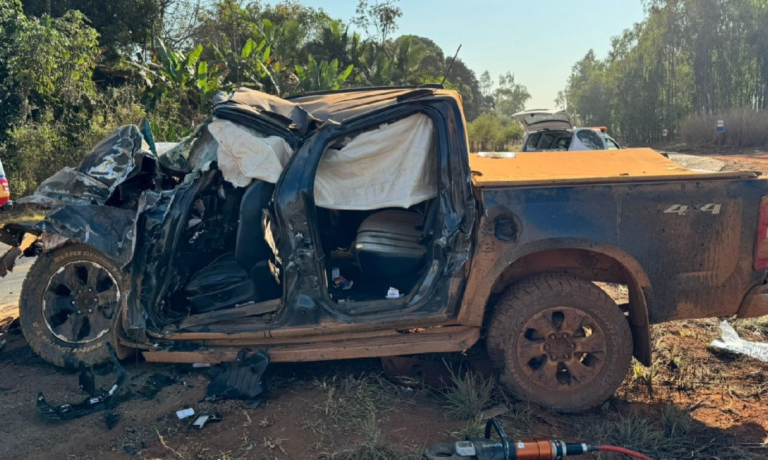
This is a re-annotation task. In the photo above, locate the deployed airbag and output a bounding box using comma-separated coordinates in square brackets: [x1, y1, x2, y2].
[206, 114, 437, 211]
[314, 114, 437, 210]
[208, 120, 292, 188]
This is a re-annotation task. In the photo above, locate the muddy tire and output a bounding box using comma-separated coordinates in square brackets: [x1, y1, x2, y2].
[487, 273, 632, 413]
[20, 244, 127, 368]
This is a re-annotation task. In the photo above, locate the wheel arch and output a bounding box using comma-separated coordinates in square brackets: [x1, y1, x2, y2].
[460, 239, 653, 365]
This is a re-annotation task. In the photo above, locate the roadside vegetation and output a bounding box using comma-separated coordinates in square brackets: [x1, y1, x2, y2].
[0, 0, 531, 198]
[558, 0, 768, 148]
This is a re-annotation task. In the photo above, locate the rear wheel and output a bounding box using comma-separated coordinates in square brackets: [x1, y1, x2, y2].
[487, 273, 632, 413]
[20, 244, 127, 368]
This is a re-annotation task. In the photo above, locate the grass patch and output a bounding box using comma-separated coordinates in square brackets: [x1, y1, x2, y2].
[329, 414, 422, 460]
[449, 413, 486, 439]
[313, 373, 397, 427]
[441, 367, 494, 421]
[579, 412, 684, 459]
[578, 410, 763, 460]
[0, 207, 45, 225]
[733, 315, 768, 338]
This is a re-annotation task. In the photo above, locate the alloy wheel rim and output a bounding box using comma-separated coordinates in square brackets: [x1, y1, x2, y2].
[516, 307, 607, 391]
[42, 261, 120, 344]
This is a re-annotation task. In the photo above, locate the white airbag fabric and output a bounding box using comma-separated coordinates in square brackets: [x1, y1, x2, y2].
[314, 114, 437, 210]
[208, 119, 293, 187]
[208, 114, 437, 211]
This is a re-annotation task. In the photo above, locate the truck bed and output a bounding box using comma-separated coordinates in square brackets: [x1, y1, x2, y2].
[469, 148, 759, 188]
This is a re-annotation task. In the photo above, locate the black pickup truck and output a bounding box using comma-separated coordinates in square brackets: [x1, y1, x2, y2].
[1, 87, 767, 412]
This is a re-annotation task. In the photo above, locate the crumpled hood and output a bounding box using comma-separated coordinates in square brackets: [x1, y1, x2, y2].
[20, 125, 155, 206]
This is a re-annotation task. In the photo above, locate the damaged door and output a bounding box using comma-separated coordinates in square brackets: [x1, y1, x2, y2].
[272, 98, 477, 325]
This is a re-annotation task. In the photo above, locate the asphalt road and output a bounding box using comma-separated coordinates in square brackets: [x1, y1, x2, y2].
[0, 243, 34, 319]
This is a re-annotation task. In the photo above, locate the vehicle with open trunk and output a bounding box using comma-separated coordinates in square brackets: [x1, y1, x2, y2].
[2, 86, 768, 413]
[514, 109, 623, 152]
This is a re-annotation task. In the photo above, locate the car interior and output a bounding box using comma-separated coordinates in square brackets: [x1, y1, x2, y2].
[316, 200, 437, 305]
[524, 131, 574, 151]
[314, 115, 439, 305]
[523, 129, 618, 152]
[162, 113, 439, 319]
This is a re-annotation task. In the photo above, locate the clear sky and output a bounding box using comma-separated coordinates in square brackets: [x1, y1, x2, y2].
[267, 0, 647, 109]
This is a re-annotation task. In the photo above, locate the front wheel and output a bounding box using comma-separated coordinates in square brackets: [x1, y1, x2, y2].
[487, 273, 633, 413]
[20, 244, 128, 368]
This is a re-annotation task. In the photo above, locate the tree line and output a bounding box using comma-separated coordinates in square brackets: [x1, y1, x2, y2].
[0, 0, 532, 196]
[558, 0, 768, 146]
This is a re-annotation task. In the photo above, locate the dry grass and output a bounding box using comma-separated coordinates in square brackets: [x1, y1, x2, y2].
[680, 108, 768, 148]
[577, 410, 763, 460]
[312, 373, 397, 427]
[0, 207, 45, 225]
[440, 366, 495, 421]
[734, 315, 768, 338]
[329, 414, 423, 460]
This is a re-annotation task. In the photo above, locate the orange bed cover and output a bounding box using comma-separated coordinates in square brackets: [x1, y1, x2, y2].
[469, 148, 758, 188]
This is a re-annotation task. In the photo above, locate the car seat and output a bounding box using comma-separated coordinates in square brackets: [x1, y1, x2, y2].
[184, 180, 279, 312]
[354, 210, 427, 278]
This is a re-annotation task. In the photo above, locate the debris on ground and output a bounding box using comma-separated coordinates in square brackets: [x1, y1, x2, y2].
[36, 344, 127, 421]
[139, 372, 177, 400]
[711, 320, 768, 362]
[205, 349, 269, 406]
[176, 408, 195, 419]
[192, 413, 222, 430]
[105, 412, 120, 430]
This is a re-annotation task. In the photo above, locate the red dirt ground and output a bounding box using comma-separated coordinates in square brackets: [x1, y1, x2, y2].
[1, 149, 768, 460]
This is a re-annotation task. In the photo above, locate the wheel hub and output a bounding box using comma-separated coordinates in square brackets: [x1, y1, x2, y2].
[74, 289, 99, 312]
[516, 307, 608, 391]
[544, 332, 575, 361]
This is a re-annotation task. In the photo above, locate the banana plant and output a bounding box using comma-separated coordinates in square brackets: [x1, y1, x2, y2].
[136, 39, 227, 109]
[294, 54, 354, 92]
[153, 38, 203, 88]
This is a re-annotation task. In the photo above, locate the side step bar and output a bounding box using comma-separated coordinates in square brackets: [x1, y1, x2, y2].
[143, 326, 480, 364]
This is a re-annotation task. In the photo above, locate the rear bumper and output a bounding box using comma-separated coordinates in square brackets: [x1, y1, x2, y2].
[1, 200, 13, 211]
[737, 283, 768, 318]
[0, 195, 11, 210]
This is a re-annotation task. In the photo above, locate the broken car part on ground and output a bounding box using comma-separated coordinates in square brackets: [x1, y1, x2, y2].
[2, 85, 768, 413]
[37, 344, 127, 421]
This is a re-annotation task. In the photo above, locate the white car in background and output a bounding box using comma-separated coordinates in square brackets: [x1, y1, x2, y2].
[514, 109, 622, 152]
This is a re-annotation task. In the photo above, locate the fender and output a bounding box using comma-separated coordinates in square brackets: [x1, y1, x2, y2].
[458, 237, 654, 365]
[36, 204, 138, 267]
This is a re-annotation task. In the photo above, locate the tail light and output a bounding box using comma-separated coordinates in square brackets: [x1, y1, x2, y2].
[0, 178, 8, 192]
[754, 196, 768, 270]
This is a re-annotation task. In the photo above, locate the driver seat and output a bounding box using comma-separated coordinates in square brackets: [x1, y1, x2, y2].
[184, 180, 279, 312]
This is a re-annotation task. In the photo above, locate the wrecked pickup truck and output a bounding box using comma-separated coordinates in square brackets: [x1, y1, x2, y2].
[2, 86, 768, 413]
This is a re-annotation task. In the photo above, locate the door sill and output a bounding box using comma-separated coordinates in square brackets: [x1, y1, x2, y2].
[142, 325, 479, 363]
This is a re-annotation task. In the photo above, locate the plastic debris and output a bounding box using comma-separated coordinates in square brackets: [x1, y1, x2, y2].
[386, 287, 403, 299]
[192, 414, 222, 430]
[206, 348, 269, 406]
[710, 320, 768, 362]
[105, 412, 121, 430]
[176, 408, 195, 419]
[37, 344, 127, 421]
